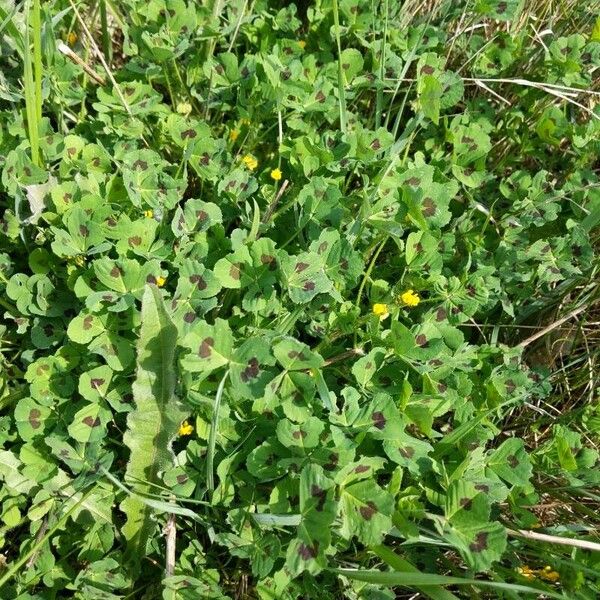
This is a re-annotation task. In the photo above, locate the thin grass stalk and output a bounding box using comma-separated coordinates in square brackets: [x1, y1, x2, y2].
[23, 0, 40, 166]
[99, 0, 111, 62]
[331, 0, 347, 132]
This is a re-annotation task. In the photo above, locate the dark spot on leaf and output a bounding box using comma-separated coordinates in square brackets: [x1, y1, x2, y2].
[146, 275, 157, 285]
[189, 274, 207, 290]
[415, 334, 428, 347]
[295, 262, 309, 273]
[311, 485, 327, 511]
[29, 408, 41, 429]
[303, 281, 315, 291]
[128, 236, 142, 247]
[460, 498, 473, 510]
[82, 315, 94, 330]
[90, 378, 105, 389]
[324, 452, 339, 471]
[132, 160, 148, 171]
[199, 337, 214, 358]
[372, 411, 386, 430]
[67, 147, 77, 156]
[292, 429, 307, 439]
[371, 139, 381, 150]
[176, 474, 188, 484]
[298, 541, 319, 560]
[406, 176, 421, 186]
[469, 531, 488, 552]
[422, 198, 436, 217]
[43, 324, 54, 337]
[318, 242, 328, 254]
[354, 464, 370, 474]
[183, 312, 196, 323]
[261, 254, 277, 271]
[200, 153, 210, 165]
[315, 91, 326, 103]
[229, 263, 241, 280]
[181, 129, 197, 140]
[436, 308, 447, 321]
[79, 225, 89, 237]
[420, 65, 435, 75]
[241, 357, 260, 382]
[399, 446, 414, 458]
[83, 415, 101, 427]
[497, 1, 507, 12]
[197, 210, 208, 221]
[110, 266, 122, 278]
[508, 454, 519, 468]
[359, 501, 378, 520]
[505, 379, 516, 393]
[475, 483, 489, 493]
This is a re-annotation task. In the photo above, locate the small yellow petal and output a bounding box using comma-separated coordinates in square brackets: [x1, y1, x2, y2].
[66, 31, 78, 46]
[156, 276, 166, 288]
[400, 289, 420, 307]
[229, 129, 240, 142]
[143, 209, 154, 219]
[298, 40, 306, 49]
[270, 168, 282, 181]
[242, 154, 258, 170]
[372, 303, 389, 320]
[178, 420, 193, 436]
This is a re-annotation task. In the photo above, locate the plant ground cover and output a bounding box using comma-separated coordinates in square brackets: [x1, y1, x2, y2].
[1, 0, 600, 597]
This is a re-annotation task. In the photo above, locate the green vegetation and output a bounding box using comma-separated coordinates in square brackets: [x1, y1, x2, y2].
[0, 0, 599, 598]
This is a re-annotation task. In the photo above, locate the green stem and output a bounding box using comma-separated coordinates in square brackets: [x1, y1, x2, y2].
[99, 0, 111, 62]
[207, 370, 229, 494]
[32, 0, 42, 123]
[353, 236, 388, 346]
[331, 0, 347, 132]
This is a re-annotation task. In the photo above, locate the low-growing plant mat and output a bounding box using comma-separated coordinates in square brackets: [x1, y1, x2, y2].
[0, 0, 599, 598]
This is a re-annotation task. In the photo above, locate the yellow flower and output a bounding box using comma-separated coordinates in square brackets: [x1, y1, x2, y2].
[176, 102, 192, 115]
[270, 167, 282, 181]
[400, 289, 420, 307]
[143, 209, 154, 218]
[298, 40, 306, 49]
[156, 276, 166, 288]
[66, 31, 78, 46]
[229, 128, 240, 142]
[372, 303, 389, 320]
[178, 420, 193, 436]
[242, 154, 258, 170]
[74, 255, 85, 267]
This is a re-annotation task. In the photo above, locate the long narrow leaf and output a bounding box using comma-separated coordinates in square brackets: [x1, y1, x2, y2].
[332, 568, 565, 599]
[121, 285, 186, 569]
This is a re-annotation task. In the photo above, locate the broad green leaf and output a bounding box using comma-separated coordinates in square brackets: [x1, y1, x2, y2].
[338, 480, 394, 546]
[487, 438, 532, 487]
[121, 285, 186, 568]
[273, 337, 324, 371]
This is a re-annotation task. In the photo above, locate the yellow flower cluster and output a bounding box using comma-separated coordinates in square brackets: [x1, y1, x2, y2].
[229, 129, 240, 142]
[178, 420, 193, 436]
[143, 209, 154, 218]
[400, 289, 420, 307]
[156, 276, 166, 288]
[372, 303, 389, 320]
[242, 154, 258, 170]
[516, 565, 560, 582]
[270, 168, 282, 181]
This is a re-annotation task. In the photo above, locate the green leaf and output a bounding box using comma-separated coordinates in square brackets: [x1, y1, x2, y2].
[332, 568, 564, 598]
[338, 479, 394, 545]
[487, 438, 533, 487]
[273, 337, 324, 370]
[121, 285, 186, 568]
